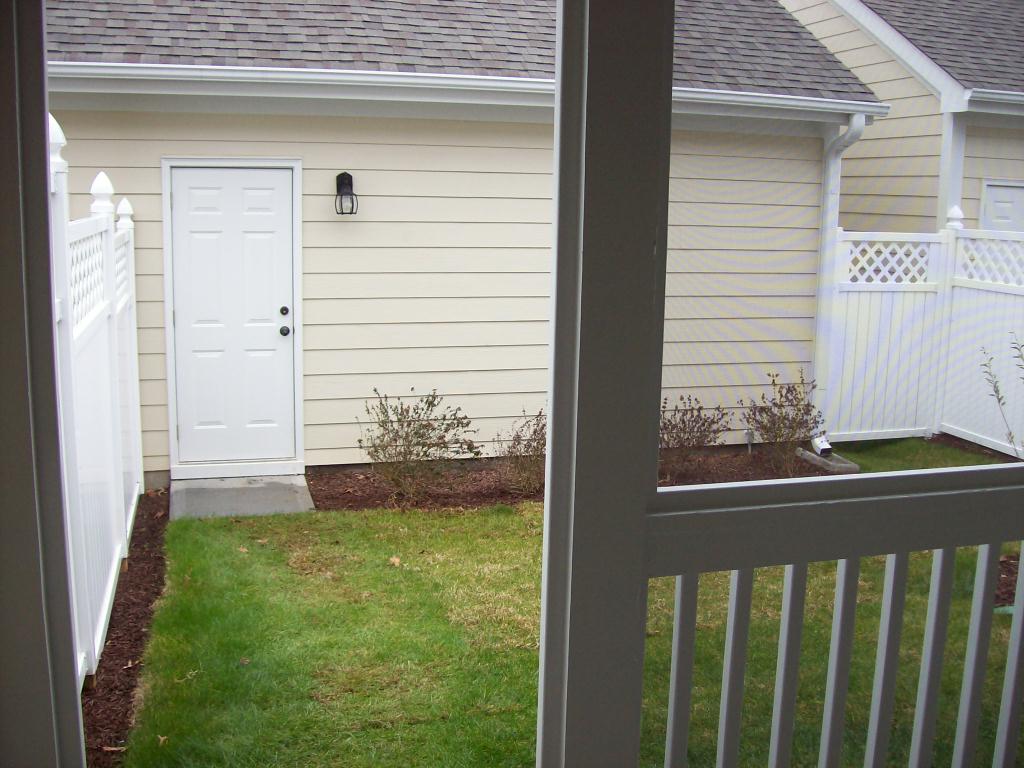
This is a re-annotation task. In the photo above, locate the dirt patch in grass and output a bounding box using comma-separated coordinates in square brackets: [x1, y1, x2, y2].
[927, 432, 1017, 461]
[81, 490, 168, 767]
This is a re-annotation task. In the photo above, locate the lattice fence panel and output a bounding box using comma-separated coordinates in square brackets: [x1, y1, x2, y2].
[70, 231, 105, 330]
[847, 241, 931, 284]
[958, 236, 1024, 286]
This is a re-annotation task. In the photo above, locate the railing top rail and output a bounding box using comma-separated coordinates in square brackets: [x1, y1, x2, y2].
[67, 214, 108, 242]
[957, 228, 1024, 242]
[840, 231, 945, 243]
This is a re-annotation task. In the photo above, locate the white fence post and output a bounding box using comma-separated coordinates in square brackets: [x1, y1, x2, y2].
[48, 115, 96, 685]
[932, 207, 963, 435]
[116, 198, 144, 534]
[91, 172, 129, 555]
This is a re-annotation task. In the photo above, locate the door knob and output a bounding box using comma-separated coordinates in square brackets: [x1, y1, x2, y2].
[280, 326, 291, 337]
[280, 306, 289, 316]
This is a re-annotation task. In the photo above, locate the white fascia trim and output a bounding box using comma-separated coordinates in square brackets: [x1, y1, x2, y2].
[47, 61, 888, 121]
[965, 89, 1024, 117]
[830, 0, 968, 112]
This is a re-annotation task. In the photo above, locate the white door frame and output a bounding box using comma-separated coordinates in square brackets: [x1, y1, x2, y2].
[161, 157, 304, 480]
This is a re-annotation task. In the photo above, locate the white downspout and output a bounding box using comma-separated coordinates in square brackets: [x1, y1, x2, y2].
[813, 113, 866, 428]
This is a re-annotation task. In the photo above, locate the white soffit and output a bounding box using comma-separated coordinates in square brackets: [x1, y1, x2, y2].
[47, 62, 888, 123]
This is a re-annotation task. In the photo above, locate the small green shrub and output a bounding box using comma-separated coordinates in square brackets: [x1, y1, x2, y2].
[659, 394, 732, 475]
[495, 410, 547, 494]
[357, 388, 481, 501]
[740, 370, 824, 476]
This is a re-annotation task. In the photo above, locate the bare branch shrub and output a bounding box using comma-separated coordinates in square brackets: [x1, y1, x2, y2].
[740, 370, 824, 476]
[981, 333, 1024, 458]
[495, 410, 547, 494]
[357, 388, 481, 501]
[659, 394, 732, 475]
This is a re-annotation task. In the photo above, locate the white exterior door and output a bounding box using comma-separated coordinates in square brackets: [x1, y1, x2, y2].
[170, 167, 296, 466]
[982, 181, 1024, 231]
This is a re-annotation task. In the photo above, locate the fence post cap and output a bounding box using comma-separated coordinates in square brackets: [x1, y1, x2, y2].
[90, 171, 116, 215]
[116, 198, 135, 230]
[47, 113, 66, 153]
[947, 205, 965, 230]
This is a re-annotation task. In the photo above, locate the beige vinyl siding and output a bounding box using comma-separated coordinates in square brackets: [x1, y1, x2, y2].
[781, 0, 944, 231]
[56, 109, 821, 471]
[962, 125, 1024, 228]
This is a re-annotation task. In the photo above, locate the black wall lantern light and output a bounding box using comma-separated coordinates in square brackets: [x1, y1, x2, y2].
[334, 172, 359, 215]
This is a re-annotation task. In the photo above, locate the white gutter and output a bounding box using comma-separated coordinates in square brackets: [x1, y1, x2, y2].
[47, 61, 888, 120]
[813, 113, 867, 423]
[964, 88, 1024, 116]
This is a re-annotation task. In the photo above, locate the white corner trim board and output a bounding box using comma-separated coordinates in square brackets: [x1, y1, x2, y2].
[46, 61, 888, 122]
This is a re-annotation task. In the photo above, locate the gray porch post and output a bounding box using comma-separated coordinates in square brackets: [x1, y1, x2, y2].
[537, 0, 676, 765]
[0, 1, 86, 765]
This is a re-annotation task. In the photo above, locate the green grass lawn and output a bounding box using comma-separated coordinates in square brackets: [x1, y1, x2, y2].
[126, 439, 1020, 767]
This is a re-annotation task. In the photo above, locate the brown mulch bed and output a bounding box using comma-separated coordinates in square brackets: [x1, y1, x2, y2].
[306, 446, 826, 511]
[81, 490, 168, 768]
[306, 459, 544, 510]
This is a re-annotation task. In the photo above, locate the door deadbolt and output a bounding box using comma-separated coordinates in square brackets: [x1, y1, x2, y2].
[280, 326, 291, 337]
[280, 306, 290, 316]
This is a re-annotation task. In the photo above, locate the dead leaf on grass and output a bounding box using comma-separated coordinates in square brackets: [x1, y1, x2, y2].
[157, 735, 168, 747]
[238, 546, 249, 554]
[256, 538, 269, 545]
[388, 556, 401, 567]
[101, 746, 126, 753]
[239, 657, 251, 666]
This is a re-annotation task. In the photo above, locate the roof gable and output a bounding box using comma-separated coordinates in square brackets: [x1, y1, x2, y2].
[860, 0, 1024, 93]
[45, 0, 878, 103]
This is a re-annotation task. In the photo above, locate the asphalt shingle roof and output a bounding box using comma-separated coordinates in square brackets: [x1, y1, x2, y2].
[46, 0, 878, 102]
[861, 0, 1024, 93]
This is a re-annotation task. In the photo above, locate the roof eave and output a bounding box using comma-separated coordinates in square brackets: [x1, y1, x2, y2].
[46, 61, 887, 123]
[965, 89, 1024, 117]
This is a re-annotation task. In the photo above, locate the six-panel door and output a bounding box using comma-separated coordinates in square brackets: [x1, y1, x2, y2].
[170, 167, 296, 464]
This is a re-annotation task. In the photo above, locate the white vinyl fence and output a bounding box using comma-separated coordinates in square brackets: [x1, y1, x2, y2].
[823, 210, 1024, 456]
[48, 115, 143, 688]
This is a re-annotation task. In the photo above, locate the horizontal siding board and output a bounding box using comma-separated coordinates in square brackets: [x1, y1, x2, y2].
[665, 273, 816, 297]
[669, 226, 819, 251]
[303, 321, 550, 350]
[662, 340, 813, 366]
[664, 317, 814, 342]
[304, 368, 547, 401]
[669, 202, 819, 229]
[304, 296, 550, 324]
[668, 250, 816, 274]
[304, 248, 551, 273]
[665, 295, 816, 319]
[303, 272, 550, 299]
[303, 345, 548, 376]
[306, 391, 548, 425]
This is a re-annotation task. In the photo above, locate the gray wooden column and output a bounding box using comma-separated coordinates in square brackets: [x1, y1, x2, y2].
[537, 0, 676, 765]
[0, 1, 86, 765]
